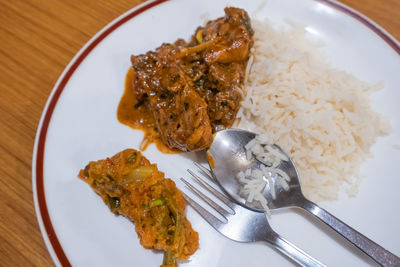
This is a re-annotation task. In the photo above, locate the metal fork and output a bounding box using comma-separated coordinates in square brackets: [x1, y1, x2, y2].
[181, 165, 327, 267]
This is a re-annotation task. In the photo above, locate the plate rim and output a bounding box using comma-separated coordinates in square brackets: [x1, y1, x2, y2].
[31, 0, 400, 266]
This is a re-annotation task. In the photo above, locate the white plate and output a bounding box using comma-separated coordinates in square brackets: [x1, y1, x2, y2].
[33, 0, 400, 266]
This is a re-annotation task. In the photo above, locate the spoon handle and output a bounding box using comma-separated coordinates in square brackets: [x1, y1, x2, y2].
[299, 198, 400, 266]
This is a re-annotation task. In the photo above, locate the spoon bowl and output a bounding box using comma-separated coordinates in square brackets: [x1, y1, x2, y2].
[207, 128, 303, 212]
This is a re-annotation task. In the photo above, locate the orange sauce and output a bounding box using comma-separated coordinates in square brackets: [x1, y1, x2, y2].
[117, 68, 179, 154]
[206, 151, 215, 170]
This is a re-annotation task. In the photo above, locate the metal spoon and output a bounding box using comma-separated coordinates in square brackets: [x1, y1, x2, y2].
[207, 128, 400, 267]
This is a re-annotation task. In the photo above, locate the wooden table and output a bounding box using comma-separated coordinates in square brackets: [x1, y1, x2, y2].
[0, 0, 398, 266]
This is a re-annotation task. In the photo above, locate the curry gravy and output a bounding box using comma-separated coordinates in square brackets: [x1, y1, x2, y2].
[117, 68, 179, 153]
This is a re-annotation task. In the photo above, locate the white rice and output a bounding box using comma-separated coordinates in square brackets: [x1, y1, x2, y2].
[237, 134, 290, 214]
[236, 20, 391, 202]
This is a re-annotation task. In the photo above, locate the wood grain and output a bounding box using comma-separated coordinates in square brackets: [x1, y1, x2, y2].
[0, 0, 398, 266]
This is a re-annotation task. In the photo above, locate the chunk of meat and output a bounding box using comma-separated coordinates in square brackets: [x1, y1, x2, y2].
[126, 7, 253, 151]
[202, 7, 253, 64]
[78, 149, 199, 266]
[131, 42, 213, 151]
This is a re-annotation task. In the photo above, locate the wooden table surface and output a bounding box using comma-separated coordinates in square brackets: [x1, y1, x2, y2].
[0, 0, 399, 266]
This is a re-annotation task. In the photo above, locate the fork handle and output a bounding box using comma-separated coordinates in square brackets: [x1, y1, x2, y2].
[267, 231, 326, 267]
[299, 198, 400, 266]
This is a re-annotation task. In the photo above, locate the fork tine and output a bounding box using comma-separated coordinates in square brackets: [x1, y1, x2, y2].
[181, 191, 223, 229]
[181, 177, 232, 217]
[187, 169, 235, 212]
[193, 162, 214, 181]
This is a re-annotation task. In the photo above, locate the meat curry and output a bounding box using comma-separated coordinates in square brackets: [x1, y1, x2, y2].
[78, 149, 198, 267]
[118, 7, 253, 152]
